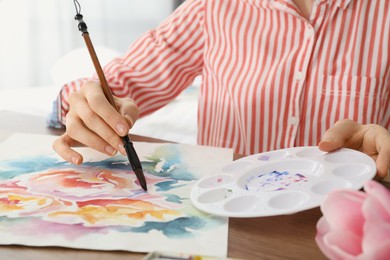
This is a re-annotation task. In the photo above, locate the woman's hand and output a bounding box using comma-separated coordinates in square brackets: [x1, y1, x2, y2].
[318, 119, 390, 178]
[53, 81, 139, 164]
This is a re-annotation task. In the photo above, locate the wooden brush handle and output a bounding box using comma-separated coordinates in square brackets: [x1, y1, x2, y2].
[82, 33, 118, 109]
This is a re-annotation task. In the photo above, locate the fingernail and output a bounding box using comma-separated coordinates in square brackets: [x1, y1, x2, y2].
[118, 144, 126, 155]
[116, 123, 127, 135]
[105, 145, 117, 156]
[125, 114, 134, 127]
[322, 137, 335, 142]
[71, 156, 80, 165]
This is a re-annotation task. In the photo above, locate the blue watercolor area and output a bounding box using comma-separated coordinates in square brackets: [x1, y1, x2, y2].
[0, 156, 68, 179]
[143, 144, 197, 181]
[122, 216, 221, 238]
[0, 144, 197, 184]
[0, 155, 133, 180]
[83, 157, 133, 171]
[162, 194, 184, 204]
[0, 215, 223, 240]
[155, 180, 187, 192]
[0, 216, 23, 226]
[142, 161, 196, 181]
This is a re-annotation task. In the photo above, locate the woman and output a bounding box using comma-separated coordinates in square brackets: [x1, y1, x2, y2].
[51, 0, 390, 178]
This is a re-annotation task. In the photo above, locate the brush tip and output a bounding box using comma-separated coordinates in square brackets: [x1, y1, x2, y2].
[134, 168, 147, 191]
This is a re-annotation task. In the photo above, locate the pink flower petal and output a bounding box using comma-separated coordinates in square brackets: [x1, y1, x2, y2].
[316, 226, 362, 260]
[320, 188, 367, 237]
[360, 181, 390, 255]
[316, 218, 333, 258]
[316, 180, 390, 260]
[316, 216, 331, 237]
[357, 240, 390, 260]
[363, 180, 390, 222]
[362, 221, 390, 254]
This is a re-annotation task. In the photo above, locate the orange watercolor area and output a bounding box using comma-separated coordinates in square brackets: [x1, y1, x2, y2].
[0, 192, 71, 213]
[49, 198, 182, 225]
[30, 169, 133, 189]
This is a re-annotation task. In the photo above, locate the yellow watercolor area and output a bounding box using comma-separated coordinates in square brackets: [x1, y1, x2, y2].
[48, 200, 182, 226]
[0, 194, 48, 211]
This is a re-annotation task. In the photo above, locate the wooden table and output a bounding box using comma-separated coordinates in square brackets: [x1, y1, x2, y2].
[0, 111, 331, 260]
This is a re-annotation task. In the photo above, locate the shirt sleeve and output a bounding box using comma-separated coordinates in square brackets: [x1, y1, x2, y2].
[54, 0, 205, 126]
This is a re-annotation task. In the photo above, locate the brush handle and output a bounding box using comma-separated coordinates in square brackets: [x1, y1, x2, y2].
[82, 33, 118, 108]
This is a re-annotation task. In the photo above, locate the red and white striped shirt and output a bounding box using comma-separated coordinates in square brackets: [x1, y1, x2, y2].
[58, 0, 390, 155]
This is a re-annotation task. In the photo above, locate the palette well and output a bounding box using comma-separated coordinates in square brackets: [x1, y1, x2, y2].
[190, 146, 376, 217]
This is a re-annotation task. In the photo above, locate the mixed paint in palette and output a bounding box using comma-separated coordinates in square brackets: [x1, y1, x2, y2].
[0, 134, 232, 256]
[244, 170, 308, 191]
[190, 146, 377, 217]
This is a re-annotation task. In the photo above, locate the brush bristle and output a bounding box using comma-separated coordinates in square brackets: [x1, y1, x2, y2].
[134, 168, 147, 191]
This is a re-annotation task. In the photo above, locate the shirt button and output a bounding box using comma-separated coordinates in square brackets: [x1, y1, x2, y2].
[289, 116, 299, 125]
[305, 28, 313, 38]
[296, 71, 303, 80]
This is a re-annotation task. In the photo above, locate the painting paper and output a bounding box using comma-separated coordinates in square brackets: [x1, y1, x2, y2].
[0, 133, 232, 256]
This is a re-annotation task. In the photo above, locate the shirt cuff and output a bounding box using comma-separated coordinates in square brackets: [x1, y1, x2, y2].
[46, 99, 65, 129]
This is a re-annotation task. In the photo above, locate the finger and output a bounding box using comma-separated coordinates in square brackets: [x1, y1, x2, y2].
[375, 149, 390, 178]
[52, 134, 83, 165]
[83, 84, 130, 136]
[318, 119, 362, 152]
[73, 95, 123, 152]
[117, 97, 139, 128]
[373, 128, 390, 178]
[66, 114, 118, 157]
[117, 98, 139, 155]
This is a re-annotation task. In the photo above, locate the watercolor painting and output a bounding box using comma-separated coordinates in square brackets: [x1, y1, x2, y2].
[0, 134, 232, 256]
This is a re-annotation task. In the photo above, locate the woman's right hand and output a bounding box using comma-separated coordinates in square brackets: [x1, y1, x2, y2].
[52, 81, 139, 164]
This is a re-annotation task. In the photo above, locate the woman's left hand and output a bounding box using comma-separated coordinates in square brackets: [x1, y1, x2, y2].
[318, 119, 390, 178]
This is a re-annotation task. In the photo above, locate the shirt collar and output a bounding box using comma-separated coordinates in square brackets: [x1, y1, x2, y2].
[335, 0, 352, 9]
[263, 0, 353, 10]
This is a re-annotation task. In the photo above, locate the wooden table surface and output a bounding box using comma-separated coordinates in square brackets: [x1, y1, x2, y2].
[0, 111, 350, 260]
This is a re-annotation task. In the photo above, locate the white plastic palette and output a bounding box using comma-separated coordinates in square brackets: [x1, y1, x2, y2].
[190, 146, 376, 217]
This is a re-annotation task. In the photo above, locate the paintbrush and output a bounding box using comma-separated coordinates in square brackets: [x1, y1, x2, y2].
[73, 12, 147, 191]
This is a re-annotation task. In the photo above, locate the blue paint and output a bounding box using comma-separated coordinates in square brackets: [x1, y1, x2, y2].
[266, 170, 289, 178]
[155, 181, 186, 192]
[128, 217, 207, 238]
[163, 194, 184, 204]
[143, 144, 197, 181]
[0, 156, 68, 179]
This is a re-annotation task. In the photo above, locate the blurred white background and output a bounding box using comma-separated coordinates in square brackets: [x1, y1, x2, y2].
[0, 0, 180, 89]
[0, 0, 198, 145]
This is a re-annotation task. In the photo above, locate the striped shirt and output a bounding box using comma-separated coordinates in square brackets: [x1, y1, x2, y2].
[57, 0, 390, 155]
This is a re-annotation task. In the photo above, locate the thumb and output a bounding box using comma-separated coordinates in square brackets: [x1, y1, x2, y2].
[116, 97, 140, 129]
[318, 135, 344, 152]
[318, 119, 361, 152]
